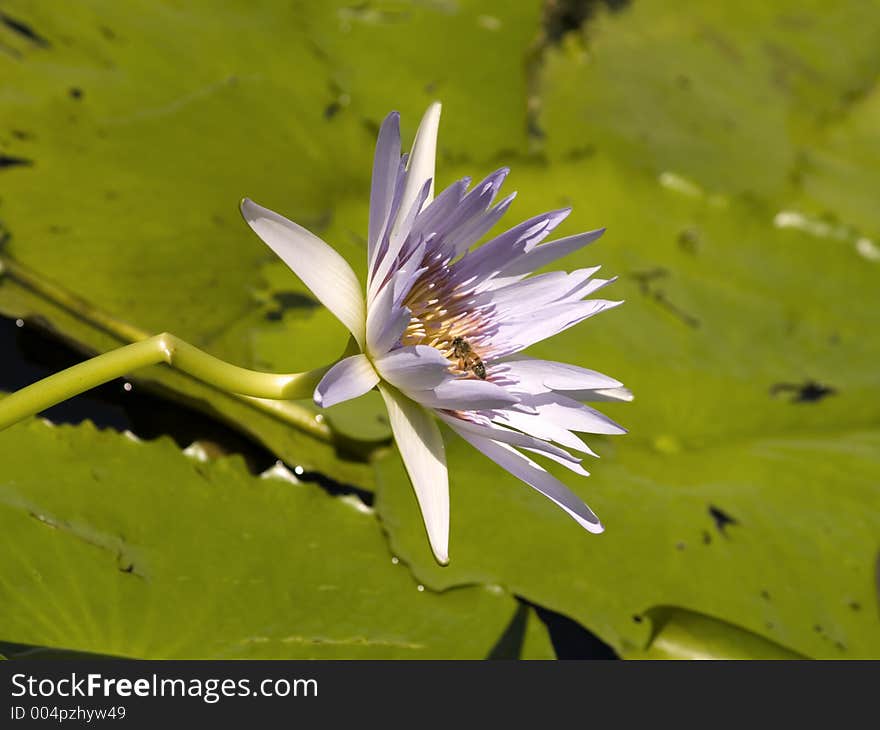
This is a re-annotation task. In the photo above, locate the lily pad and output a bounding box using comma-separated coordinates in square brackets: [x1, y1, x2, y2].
[539, 0, 880, 201]
[0, 273, 374, 485]
[794, 85, 880, 245]
[628, 608, 806, 660]
[372, 151, 880, 658]
[377, 421, 880, 659]
[0, 418, 552, 659]
[0, 0, 542, 473]
[2, 0, 879, 661]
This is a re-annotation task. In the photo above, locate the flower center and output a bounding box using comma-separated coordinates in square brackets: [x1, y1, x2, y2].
[400, 259, 491, 380]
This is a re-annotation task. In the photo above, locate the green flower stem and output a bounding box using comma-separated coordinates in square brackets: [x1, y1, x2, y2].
[0, 255, 362, 442]
[0, 333, 332, 432]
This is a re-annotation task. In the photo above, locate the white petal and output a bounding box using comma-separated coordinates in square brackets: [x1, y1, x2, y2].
[489, 299, 623, 356]
[374, 346, 451, 392]
[366, 271, 411, 356]
[378, 384, 450, 565]
[523, 447, 591, 477]
[558, 386, 635, 403]
[525, 392, 627, 435]
[394, 102, 441, 238]
[581, 386, 634, 403]
[562, 276, 617, 304]
[314, 354, 379, 408]
[414, 377, 521, 411]
[456, 430, 603, 533]
[368, 112, 402, 266]
[241, 199, 366, 348]
[438, 411, 585, 466]
[475, 269, 605, 322]
[499, 358, 623, 394]
[491, 408, 599, 457]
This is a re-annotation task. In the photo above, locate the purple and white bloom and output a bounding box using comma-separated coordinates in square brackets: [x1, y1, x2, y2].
[241, 103, 629, 565]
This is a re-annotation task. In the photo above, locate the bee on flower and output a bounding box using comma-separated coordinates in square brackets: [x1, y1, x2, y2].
[241, 103, 629, 565]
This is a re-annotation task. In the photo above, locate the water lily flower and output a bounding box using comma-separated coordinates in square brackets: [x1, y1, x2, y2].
[241, 103, 629, 565]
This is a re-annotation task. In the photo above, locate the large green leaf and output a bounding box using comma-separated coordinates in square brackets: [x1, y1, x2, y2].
[0, 0, 542, 476]
[0, 417, 552, 659]
[378, 422, 880, 658]
[0, 272, 375, 485]
[793, 84, 880, 246]
[3, 0, 879, 660]
[372, 81, 880, 658]
[629, 608, 806, 660]
[367, 0, 880, 659]
[539, 0, 880, 201]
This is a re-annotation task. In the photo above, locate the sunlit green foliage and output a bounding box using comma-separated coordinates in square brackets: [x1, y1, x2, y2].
[1, 0, 878, 658]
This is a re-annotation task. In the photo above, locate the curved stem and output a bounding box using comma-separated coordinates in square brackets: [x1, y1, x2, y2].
[0, 333, 332, 432]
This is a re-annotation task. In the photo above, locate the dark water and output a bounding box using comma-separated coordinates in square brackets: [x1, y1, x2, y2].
[0, 315, 278, 472]
[0, 315, 618, 659]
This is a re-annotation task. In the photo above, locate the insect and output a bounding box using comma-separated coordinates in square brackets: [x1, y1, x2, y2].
[451, 336, 487, 380]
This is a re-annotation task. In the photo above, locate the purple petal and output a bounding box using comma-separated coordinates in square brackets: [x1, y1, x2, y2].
[446, 192, 517, 257]
[366, 268, 417, 356]
[474, 268, 601, 318]
[499, 228, 605, 278]
[391, 237, 429, 306]
[368, 156, 408, 290]
[522, 392, 627, 435]
[370, 178, 432, 303]
[498, 358, 623, 394]
[489, 299, 623, 356]
[413, 377, 521, 411]
[452, 208, 571, 282]
[490, 407, 598, 457]
[413, 177, 470, 238]
[453, 429, 603, 533]
[368, 112, 402, 268]
[374, 345, 451, 391]
[435, 168, 509, 256]
[314, 354, 379, 409]
[437, 411, 586, 467]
